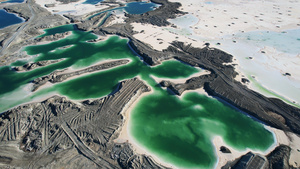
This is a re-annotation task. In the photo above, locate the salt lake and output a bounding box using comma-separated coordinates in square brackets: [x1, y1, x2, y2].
[0, 25, 275, 168]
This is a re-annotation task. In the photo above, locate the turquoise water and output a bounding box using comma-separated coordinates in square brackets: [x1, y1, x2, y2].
[205, 2, 213, 4]
[1, 0, 24, 3]
[0, 26, 274, 168]
[124, 2, 158, 15]
[83, 0, 103, 5]
[89, 2, 159, 20]
[0, 9, 24, 29]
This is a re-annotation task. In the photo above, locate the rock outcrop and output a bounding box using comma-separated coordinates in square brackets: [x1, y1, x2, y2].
[220, 146, 231, 154]
[13, 58, 65, 71]
[222, 145, 294, 169]
[266, 144, 292, 169]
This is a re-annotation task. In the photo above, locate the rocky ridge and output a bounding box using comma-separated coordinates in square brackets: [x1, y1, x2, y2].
[30, 59, 130, 91]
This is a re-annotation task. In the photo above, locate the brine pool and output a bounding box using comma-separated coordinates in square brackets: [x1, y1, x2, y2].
[0, 9, 24, 29]
[0, 25, 274, 168]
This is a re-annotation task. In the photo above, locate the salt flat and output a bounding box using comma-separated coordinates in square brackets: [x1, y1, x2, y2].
[132, 0, 300, 106]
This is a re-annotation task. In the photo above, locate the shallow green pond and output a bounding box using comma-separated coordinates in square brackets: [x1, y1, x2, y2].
[0, 25, 274, 168]
[130, 89, 274, 168]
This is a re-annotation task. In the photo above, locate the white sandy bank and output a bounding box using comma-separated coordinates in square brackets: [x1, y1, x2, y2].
[35, 0, 113, 16]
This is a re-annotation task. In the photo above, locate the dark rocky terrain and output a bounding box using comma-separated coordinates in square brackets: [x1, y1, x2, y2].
[0, 78, 167, 168]
[266, 145, 293, 169]
[222, 145, 295, 169]
[124, 0, 185, 27]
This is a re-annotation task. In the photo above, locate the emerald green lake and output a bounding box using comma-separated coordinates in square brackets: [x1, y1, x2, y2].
[0, 25, 274, 168]
[130, 90, 274, 168]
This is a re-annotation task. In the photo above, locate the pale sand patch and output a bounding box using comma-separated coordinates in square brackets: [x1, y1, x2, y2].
[214, 39, 300, 106]
[106, 12, 126, 26]
[288, 134, 300, 168]
[265, 126, 300, 168]
[169, 0, 300, 38]
[258, 46, 300, 84]
[151, 69, 210, 84]
[212, 136, 250, 169]
[35, 0, 112, 16]
[131, 22, 205, 51]
[226, 44, 300, 86]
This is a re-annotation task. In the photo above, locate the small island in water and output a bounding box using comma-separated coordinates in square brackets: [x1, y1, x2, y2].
[0, 0, 300, 168]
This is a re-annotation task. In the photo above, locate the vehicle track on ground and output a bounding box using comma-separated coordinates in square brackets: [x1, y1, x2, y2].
[0, 0, 35, 55]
